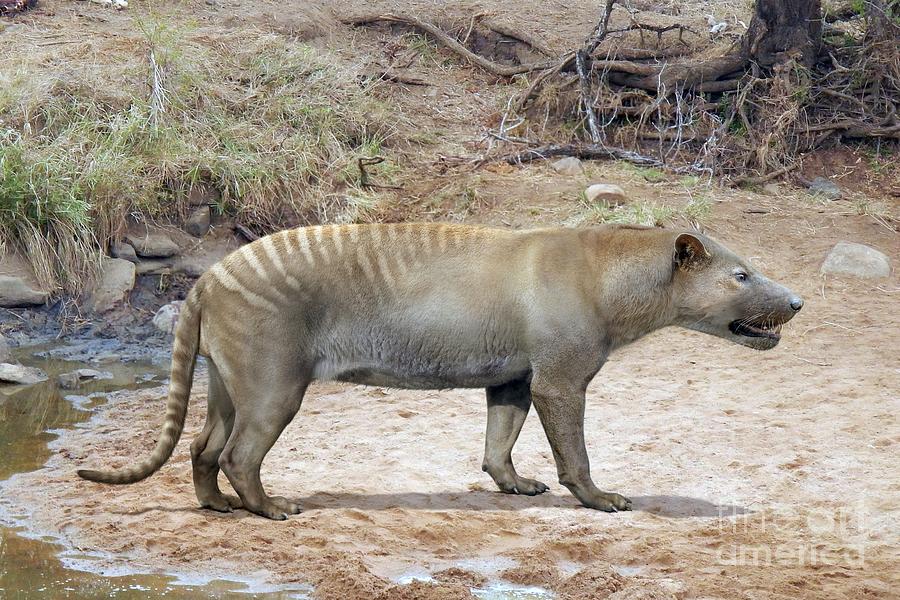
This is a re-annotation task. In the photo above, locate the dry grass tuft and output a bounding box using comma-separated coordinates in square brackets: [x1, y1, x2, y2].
[0, 21, 394, 295]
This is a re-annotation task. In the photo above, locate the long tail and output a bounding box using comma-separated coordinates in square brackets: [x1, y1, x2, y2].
[78, 285, 203, 485]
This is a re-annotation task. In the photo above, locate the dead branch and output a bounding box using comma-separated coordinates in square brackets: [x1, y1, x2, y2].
[730, 162, 800, 186]
[590, 59, 659, 76]
[576, 50, 603, 143]
[805, 121, 900, 138]
[363, 70, 430, 86]
[357, 156, 384, 188]
[497, 143, 666, 167]
[233, 224, 259, 242]
[585, 0, 617, 53]
[513, 51, 576, 112]
[343, 14, 557, 77]
[605, 46, 692, 60]
[607, 54, 748, 93]
[357, 156, 403, 190]
[604, 22, 698, 45]
[516, 0, 619, 119]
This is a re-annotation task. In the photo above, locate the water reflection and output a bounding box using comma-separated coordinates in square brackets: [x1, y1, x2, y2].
[0, 348, 304, 599]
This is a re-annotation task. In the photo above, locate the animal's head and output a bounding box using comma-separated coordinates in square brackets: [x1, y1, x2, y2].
[670, 233, 803, 350]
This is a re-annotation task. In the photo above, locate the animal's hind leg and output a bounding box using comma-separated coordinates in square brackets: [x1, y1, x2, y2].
[190, 362, 241, 512]
[218, 378, 308, 520]
[482, 378, 549, 496]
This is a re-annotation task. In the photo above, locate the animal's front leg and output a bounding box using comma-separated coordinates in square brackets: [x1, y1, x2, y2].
[529, 375, 632, 512]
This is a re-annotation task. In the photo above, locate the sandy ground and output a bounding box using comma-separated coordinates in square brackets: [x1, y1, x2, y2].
[3, 236, 899, 598]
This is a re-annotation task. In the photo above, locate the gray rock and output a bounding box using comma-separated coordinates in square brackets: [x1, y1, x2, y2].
[584, 183, 627, 206]
[821, 242, 891, 278]
[125, 230, 180, 258]
[0, 334, 11, 364]
[35, 339, 123, 363]
[111, 241, 139, 263]
[762, 183, 781, 196]
[152, 301, 184, 335]
[184, 206, 211, 237]
[808, 176, 842, 200]
[135, 259, 174, 276]
[85, 258, 136, 312]
[550, 156, 584, 176]
[172, 255, 215, 277]
[0, 275, 49, 307]
[58, 368, 113, 390]
[171, 238, 237, 277]
[57, 372, 80, 390]
[0, 363, 48, 385]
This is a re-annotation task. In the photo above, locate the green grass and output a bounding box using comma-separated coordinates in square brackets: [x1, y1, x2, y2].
[573, 193, 712, 228]
[0, 23, 393, 295]
[622, 163, 667, 183]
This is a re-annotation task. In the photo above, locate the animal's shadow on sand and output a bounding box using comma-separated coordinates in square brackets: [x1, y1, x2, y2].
[121, 491, 749, 519]
[295, 492, 750, 518]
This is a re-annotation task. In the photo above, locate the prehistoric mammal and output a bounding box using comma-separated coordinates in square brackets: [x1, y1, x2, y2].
[78, 223, 804, 520]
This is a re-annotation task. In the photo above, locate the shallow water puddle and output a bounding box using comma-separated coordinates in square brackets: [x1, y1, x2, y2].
[396, 576, 554, 600]
[0, 346, 309, 598]
[472, 586, 554, 600]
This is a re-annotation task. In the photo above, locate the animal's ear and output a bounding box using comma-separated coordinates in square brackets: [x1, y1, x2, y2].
[673, 233, 709, 270]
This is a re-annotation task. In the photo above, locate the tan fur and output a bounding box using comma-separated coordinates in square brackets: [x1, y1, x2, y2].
[79, 224, 802, 519]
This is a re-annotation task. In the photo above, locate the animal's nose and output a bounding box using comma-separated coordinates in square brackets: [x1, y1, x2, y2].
[789, 297, 804, 312]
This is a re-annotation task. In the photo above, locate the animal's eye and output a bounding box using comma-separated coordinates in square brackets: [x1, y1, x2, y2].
[734, 272, 748, 282]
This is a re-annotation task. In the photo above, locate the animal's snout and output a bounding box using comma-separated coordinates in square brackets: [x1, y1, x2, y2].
[789, 297, 804, 312]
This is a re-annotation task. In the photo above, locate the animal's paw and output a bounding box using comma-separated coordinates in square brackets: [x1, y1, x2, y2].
[270, 496, 302, 515]
[513, 476, 550, 496]
[200, 493, 243, 513]
[583, 492, 632, 512]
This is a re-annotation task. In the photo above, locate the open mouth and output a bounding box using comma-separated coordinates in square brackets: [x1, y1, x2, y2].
[728, 319, 782, 340]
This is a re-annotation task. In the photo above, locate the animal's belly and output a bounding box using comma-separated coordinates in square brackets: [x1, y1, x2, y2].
[311, 309, 529, 389]
[320, 356, 530, 390]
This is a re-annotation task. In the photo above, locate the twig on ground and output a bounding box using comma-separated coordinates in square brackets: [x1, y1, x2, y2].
[365, 70, 430, 86]
[36, 39, 81, 47]
[494, 143, 666, 167]
[343, 14, 557, 77]
[730, 162, 800, 186]
[233, 224, 259, 242]
[357, 156, 403, 190]
[790, 354, 833, 367]
[482, 97, 533, 152]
